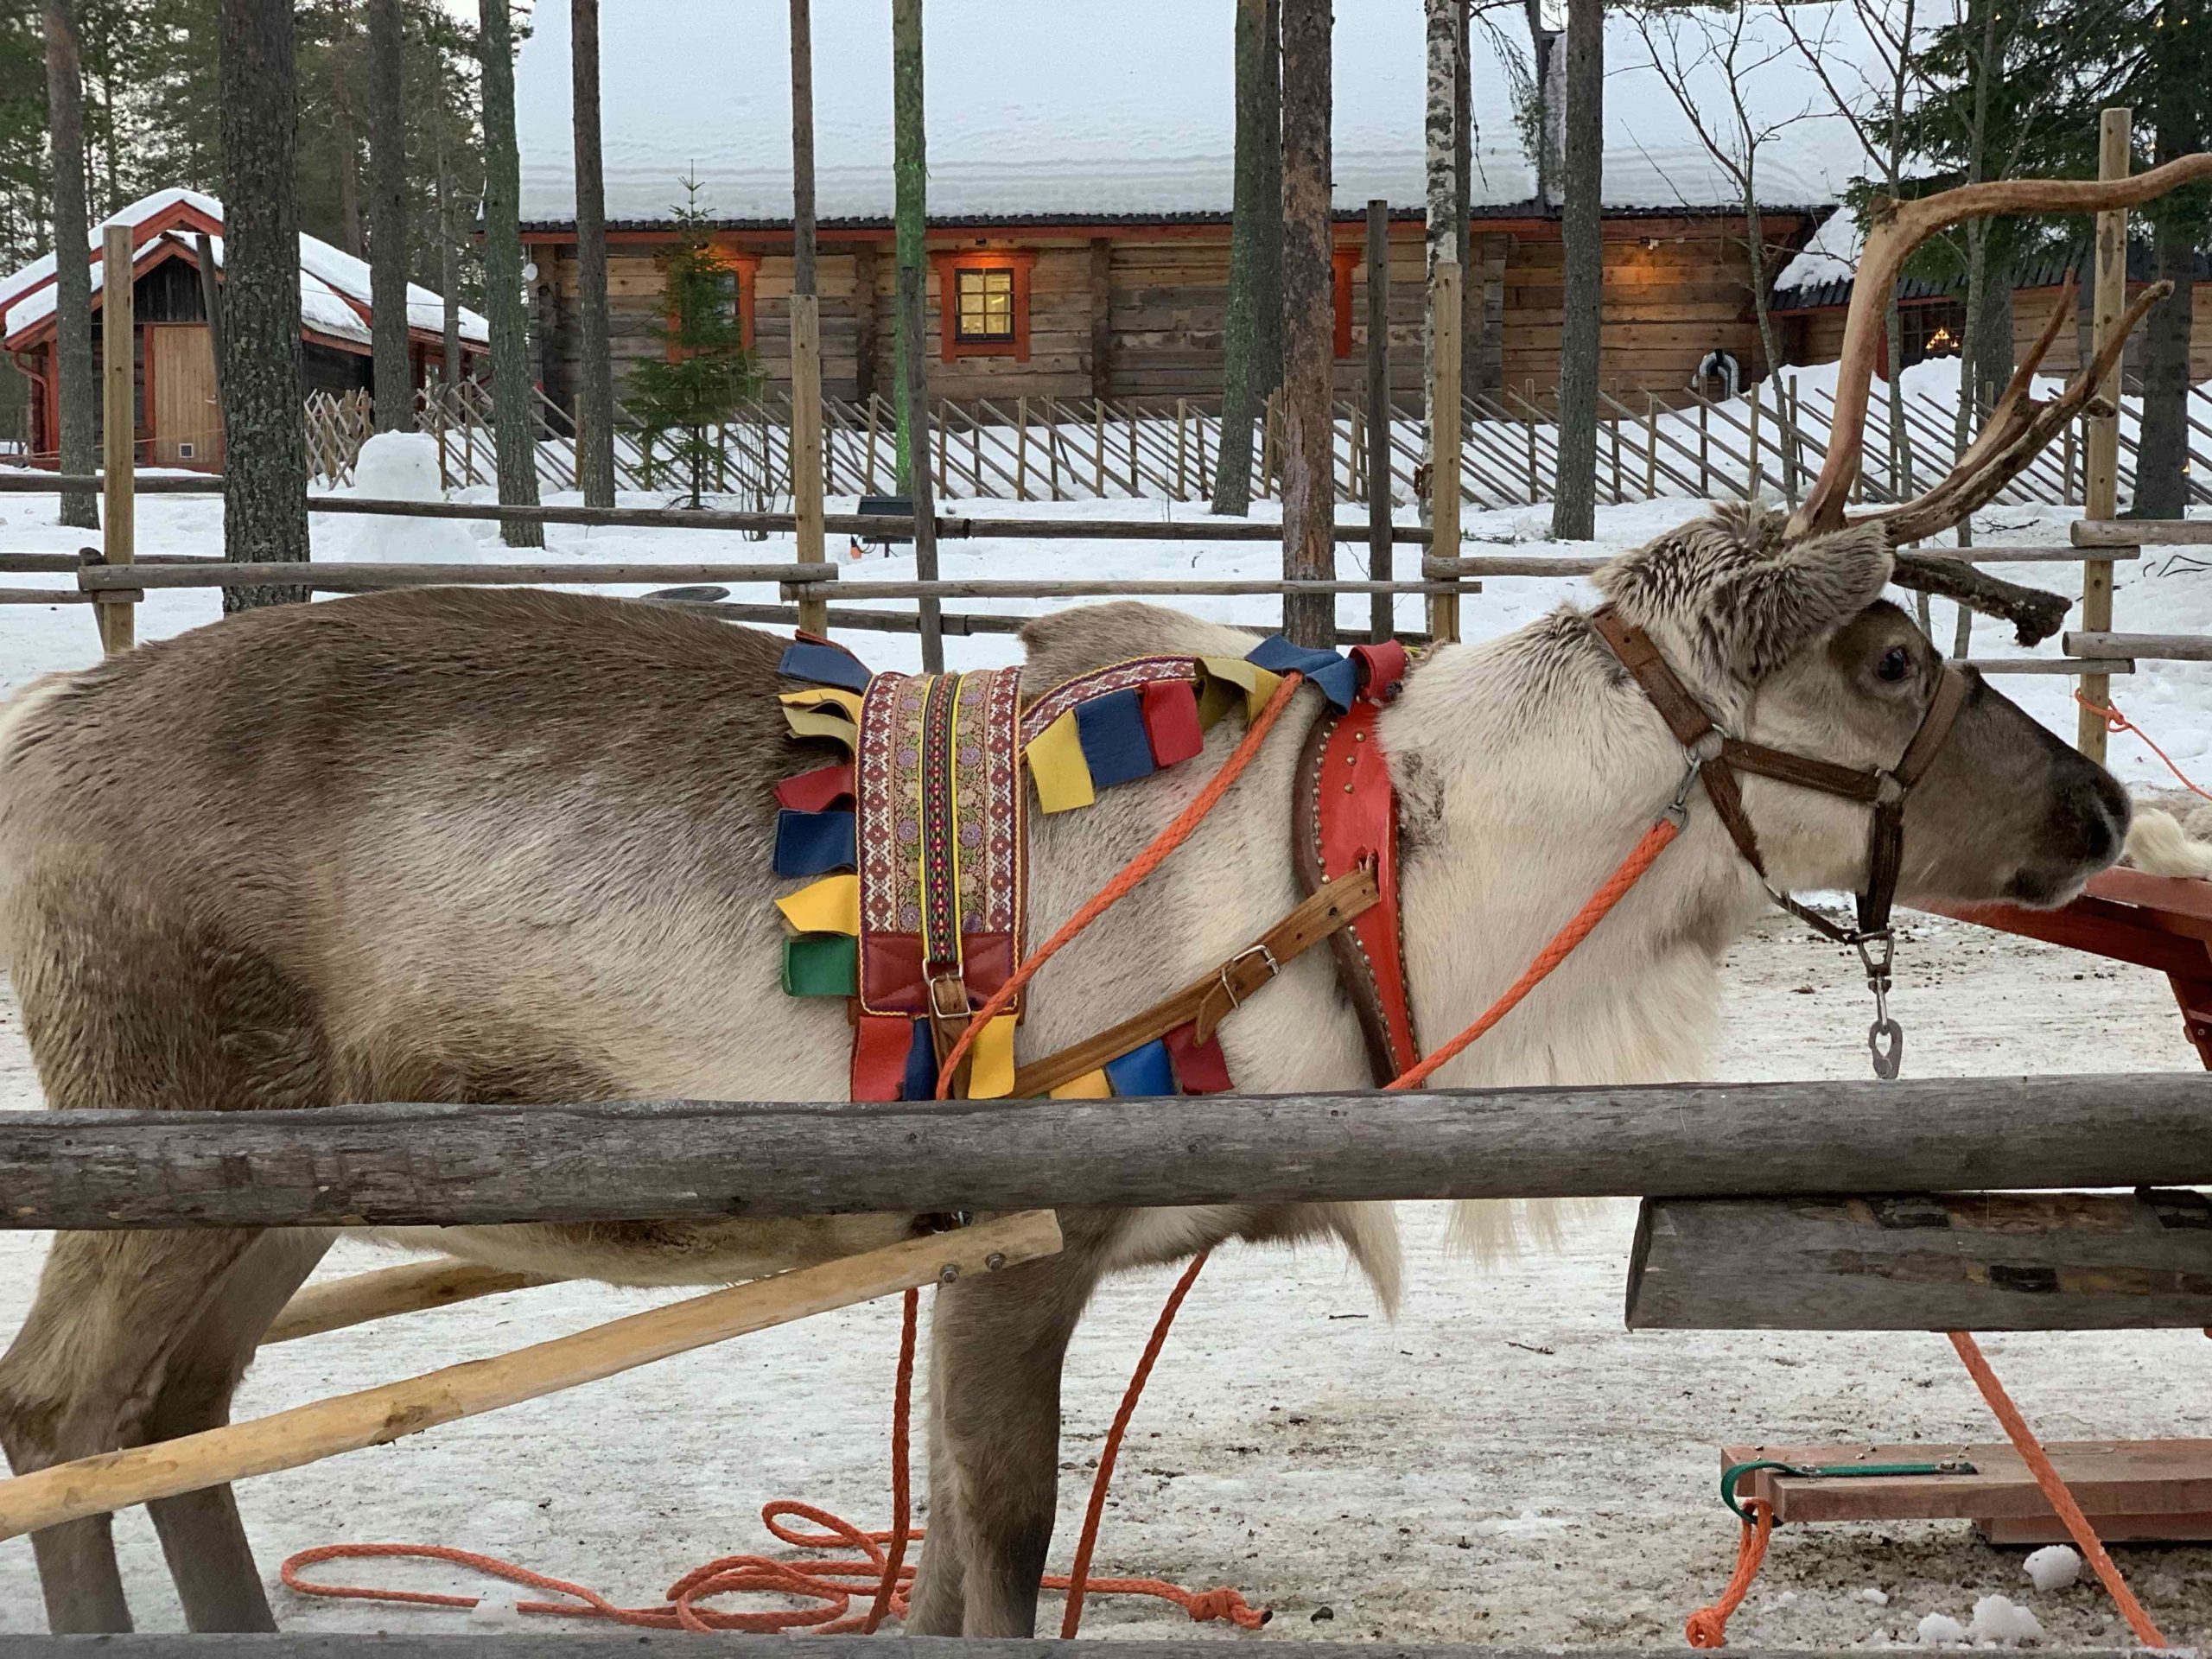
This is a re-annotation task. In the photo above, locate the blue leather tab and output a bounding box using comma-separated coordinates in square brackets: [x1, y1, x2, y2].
[1073, 688, 1158, 791]
[1246, 635, 1359, 711]
[779, 640, 873, 694]
[772, 808, 856, 877]
[900, 1018, 938, 1101]
[1103, 1039, 1177, 1099]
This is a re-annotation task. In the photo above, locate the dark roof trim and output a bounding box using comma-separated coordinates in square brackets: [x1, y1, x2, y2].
[518, 201, 1827, 236]
[1771, 242, 2209, 315]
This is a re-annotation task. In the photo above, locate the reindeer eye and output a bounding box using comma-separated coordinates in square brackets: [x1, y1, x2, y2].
[1877, 645, 1912, 683]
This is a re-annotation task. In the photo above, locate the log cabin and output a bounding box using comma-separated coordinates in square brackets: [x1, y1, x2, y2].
[511, 2, 1872, 417]
[3, 188, 488, 471]
[1772, 210, 2212, 382]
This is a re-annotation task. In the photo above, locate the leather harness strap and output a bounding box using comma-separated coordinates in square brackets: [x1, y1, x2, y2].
[1293, 642, 1422, 1087]
[1007, 868, 1382, 1100]
[1589, 604, 1971, 944]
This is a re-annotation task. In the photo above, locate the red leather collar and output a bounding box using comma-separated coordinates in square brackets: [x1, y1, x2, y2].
[1294, 642, 1421, 1084]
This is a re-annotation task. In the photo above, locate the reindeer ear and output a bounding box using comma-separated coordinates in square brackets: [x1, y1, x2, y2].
[1704, 520, 1894, 679]
[1596, 510, 1893, 683]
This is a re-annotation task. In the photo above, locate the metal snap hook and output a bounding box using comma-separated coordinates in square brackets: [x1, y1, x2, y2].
[1868, 1016, 1904, 1080]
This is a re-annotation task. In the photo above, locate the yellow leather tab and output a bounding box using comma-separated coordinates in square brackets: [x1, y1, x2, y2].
[1047, 1068, 1113, 1100]
[783, 706, 859, 749]
[1197, 657, 1282, 727]
[966, 1014, 1019, 1100]
[779, 687, 866, 721]
[1024, 708, 1096, 813]
[773, 874, 861, 936]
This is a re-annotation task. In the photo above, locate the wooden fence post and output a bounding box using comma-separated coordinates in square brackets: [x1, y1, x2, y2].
[1175, 398, 1189, 498]
[1427, 257, 1462, 645]
[2078, 105, 2130, 763]
[1644, 393, 1657, 498]
[899, 266, 943, 672]
[99, 221, 136, 655]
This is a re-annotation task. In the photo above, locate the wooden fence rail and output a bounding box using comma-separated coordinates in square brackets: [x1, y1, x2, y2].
[2, 1072, 2202, 1231]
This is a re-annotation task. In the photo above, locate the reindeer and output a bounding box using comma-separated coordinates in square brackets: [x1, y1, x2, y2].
[0, 167, 2190, 1636]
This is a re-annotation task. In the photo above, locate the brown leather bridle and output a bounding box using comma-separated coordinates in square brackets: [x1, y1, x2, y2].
[1592, 607, 1971, 1078]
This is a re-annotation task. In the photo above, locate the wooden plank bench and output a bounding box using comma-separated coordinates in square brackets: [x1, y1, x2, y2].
[1724, 1440, 2212, 1545]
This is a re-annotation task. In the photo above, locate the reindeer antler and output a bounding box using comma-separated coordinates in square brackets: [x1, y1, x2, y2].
[1789, 152, 2212, 543]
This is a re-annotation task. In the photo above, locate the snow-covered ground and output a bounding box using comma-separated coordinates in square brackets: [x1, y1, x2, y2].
[0, 466, 2209, 1643]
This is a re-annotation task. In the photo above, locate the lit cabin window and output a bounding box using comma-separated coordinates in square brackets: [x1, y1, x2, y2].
[955, 268, 1017, 343]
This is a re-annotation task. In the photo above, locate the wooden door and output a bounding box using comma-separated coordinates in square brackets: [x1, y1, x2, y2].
[149, 324, 223, 469]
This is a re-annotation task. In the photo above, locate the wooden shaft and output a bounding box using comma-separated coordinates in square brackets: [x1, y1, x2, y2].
[79, 562, 838, 591]
[2078, 107, 2131, 761]
[7, 1074, 2209, 1232]
[1427, 257, 1463, 643]
[263, 1259, 556, 1344]
[0, 1211, 1060, 1544]
[801, 580, 1462, 600]
[99, 220, 135, 654]
[1628, 1191, 2212, 1332]
[1365, 198, 1393, 642]
[2064, 631, 2212, 663]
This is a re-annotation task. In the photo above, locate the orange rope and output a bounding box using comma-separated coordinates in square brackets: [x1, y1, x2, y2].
[934, 671, 1308, 1101]
[1947, 1332, 2168, 1649]
[1385, 817, 1681, 1092]
[1683, 1500, 1774, 1649]
[2075, 690, 2212, 802]
[861, 1287, 920, 1633]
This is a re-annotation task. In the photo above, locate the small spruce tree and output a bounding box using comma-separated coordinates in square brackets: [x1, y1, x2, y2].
[628, 173, 763, 505]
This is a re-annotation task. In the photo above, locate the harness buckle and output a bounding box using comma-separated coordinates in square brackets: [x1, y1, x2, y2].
[1217, 943, 1282, 1010]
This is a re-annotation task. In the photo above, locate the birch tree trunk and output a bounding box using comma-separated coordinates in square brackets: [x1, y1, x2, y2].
[367, 0, 410, 433]
[1422, 0, 1458, 474]
[1211, 0, 1281, 515]
[480, 0, 543, 546]
[219, 0, 310, 604]
[571, 0, 615, 506]
[1453, 0, 1477, 394]
[43, 0, 97, 530]
[1278, 0, 1333, 648]
[1550, 0, 1602, 540]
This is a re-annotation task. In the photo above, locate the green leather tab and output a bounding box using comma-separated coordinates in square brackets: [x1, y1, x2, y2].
[783, 933, 858, 997]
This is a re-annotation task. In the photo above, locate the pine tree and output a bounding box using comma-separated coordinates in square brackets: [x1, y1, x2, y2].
[627, 176, 764, 508]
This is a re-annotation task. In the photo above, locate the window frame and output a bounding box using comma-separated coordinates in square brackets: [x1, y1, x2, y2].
[931, 249, 1038, 362]
[1332, 243, 1362, 359]
[663, 244, 760, 362]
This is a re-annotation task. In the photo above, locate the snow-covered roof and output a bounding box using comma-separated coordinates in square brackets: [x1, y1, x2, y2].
[1, 188, 488, 349]
[1771, 208, 1861, 299]
[514, 1, 1880, 226]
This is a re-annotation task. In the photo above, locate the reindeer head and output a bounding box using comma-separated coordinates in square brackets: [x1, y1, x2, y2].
[1592, 157, 2212, 911]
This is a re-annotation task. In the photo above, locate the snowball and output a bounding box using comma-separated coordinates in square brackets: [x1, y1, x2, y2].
[1861, 1587, 1891, 1605]
[1774, 1591, 1799, 1609]
[2023, 1545, 2082, 1592]
[466, 1595, 530, 1629]
[1916, 1613, 1968, 1646]
[1967, 1595, 2046, 1646]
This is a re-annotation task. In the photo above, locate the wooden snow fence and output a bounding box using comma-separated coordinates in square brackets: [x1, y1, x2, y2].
[0, 1071, 2210, 1649]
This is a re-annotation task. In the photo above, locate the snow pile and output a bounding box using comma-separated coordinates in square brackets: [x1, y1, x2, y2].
[2022, 1546, 2082, 1593]
[1914, 1596, 2049, 1647]
[326, 434, 484, 564]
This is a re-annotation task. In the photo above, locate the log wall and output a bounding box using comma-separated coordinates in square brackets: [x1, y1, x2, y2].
[526, 213, 1813, 411]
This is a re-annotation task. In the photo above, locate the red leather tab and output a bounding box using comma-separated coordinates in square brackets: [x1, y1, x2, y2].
[1350, 640, 1408, 705]
[1141, 680, 1205, 767]
[1164, 1022, 1234, 1094]
[1318, 699, 1420, 1076]
[851, 1013, 912, 1102]
[776, 762, 855, 813]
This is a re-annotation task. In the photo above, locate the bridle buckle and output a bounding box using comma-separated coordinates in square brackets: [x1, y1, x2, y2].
[1217, 943, 1282, 1010]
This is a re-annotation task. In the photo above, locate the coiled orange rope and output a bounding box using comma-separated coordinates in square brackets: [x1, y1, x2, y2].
[1684, 1500, 1774, 1649]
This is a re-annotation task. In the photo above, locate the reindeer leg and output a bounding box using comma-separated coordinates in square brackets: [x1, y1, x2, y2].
[143, 1228, 334, 1631]
[911, 1213, 1112, 1638]
[0, 1229, 263, 1632]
